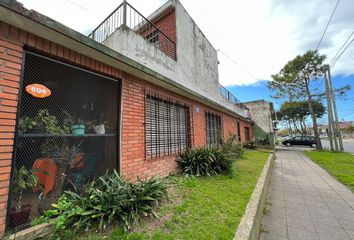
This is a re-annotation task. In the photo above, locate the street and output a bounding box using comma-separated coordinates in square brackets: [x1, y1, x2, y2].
[322, 139, 354, 154]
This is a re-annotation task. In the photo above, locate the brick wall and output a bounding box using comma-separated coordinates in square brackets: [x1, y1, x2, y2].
[0, 21, 124, 236]
[151, 9, 176, 58]
[0, 21, 252, 235]
[120, 74, 252, 179]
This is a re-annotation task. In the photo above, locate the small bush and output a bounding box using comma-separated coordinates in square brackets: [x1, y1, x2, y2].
[176, 146, 235, 176]
[244, 141, 257, 149]
[32, 170, 168, 234]
[221, 134, 245, 159]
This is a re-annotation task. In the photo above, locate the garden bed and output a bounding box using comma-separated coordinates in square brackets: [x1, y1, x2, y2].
[75, 150, 270, 240]
[305, 150, 354, 192]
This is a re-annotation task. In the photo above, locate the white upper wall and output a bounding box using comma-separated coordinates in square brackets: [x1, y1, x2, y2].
[102, 0, 247, 117]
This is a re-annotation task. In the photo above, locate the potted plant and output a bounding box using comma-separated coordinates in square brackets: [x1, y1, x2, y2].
[38, 140, 82, 213]
[62, 110, 85, 135]
[10, 166, 39, 228]
[19, 109, 63, 134]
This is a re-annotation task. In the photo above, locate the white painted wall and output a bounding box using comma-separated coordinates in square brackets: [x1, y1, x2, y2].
[102, 0, 247, 117]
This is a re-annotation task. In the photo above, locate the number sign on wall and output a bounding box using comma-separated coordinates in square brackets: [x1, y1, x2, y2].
[25, 84, 51, 98]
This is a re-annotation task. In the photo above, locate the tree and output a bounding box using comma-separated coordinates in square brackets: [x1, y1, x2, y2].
[269, 50, 326, 149]
[278, 101, 325, 135]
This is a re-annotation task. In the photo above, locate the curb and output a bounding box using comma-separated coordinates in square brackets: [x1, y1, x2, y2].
[6, 222, 52, 240]
[233, 152, 275, 240]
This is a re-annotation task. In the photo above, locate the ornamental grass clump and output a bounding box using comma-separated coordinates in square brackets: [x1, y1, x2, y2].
[176, 134, 244, 176]
[32, 170, 168, 234]
[176, 146, 235, 176]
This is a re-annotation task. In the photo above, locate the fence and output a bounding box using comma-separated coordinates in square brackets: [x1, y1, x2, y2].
[88, 1, 176, 59]
[219, 84, 248, 111]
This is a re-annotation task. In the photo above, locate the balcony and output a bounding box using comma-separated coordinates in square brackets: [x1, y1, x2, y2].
[88, 1, 176, 59]
[219, 84, 251, 118]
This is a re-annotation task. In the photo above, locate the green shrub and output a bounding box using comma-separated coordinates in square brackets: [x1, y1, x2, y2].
[176, 146, 235, 176]
[32, 170, 168, 234]
[221, 134, 245, 159]
[244, 141, 257, 149]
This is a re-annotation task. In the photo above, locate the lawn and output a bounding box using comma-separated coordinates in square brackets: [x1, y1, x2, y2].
[305, 150, 354, 192]
[79, 150, 270, 240]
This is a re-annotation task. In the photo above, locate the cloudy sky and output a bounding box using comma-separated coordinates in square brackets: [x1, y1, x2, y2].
[18, 0, 354, 86]
[17, 0, 354, 119]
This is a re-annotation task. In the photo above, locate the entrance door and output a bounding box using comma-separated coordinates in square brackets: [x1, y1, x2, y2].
[7, 52, 120, 232]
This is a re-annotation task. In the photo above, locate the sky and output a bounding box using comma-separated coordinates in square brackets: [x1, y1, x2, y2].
[17, 0, 354, 120]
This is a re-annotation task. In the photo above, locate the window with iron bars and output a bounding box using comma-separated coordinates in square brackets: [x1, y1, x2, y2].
[146, 29, 159, 45]
[205, 112, 222, 145]
[145, 94, 190, 158]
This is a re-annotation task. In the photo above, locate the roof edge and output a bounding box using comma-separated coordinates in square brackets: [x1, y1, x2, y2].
[0, 0, 252, 123]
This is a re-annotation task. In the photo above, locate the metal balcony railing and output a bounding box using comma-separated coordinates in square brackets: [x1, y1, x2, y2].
[219, 84, 249, 113]
[88, 0, 176, 59]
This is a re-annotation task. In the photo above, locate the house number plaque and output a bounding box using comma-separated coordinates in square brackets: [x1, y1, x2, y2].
[25, 84, 52, 98]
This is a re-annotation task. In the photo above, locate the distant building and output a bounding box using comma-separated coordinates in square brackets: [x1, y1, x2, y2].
[244, 100, 276, 145]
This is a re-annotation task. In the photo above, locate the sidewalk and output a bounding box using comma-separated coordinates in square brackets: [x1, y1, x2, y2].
[260, 149, 354, 240]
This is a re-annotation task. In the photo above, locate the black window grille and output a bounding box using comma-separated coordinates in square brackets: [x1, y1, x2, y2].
[7, 51, 119, 232]
[245, 127, 250, 142]
[145, 94, 190, 158]
[146, 30, 159, 45]
[205, 112, 222, 145]
[237, 121, 241, 141]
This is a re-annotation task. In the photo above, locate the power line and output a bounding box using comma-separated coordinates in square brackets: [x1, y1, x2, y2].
[330, 31, 354, 65]
[316, 0, 341, 52]
[217, 49, 259, 81]
[331, 35, 354, 67]
[64, 0, 91, 12]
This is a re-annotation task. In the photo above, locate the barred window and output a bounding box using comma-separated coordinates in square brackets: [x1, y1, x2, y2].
[145, 95, 190, 158]
[205, 112, 222, 145]
[146, 30, 159, 45]
[237, 121, 241, 141]
[245, 127, 251, 142]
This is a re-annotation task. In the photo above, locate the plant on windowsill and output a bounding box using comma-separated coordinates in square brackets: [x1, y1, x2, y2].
[62, 110, 86, 135]
[10, 166, 39, 228]
[19, 109, 64, 134]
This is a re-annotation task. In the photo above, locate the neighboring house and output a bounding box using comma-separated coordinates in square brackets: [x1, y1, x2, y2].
[339, 121, 353, 131]
[0, 0, 254, 235]
[244, 100, 276, 145]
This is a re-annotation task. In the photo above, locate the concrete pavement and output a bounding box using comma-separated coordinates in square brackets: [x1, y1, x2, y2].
[260, 149, 354, 240]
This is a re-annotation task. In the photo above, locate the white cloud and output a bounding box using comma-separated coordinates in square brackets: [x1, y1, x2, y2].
[18, 0, 354, 86]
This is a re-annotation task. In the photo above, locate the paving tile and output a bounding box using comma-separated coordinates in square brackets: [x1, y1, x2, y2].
[286, 209, 311, 220]
[315, 224, 351, 240]
[288, 227, 320, 240]
[260, 231, 288, 240]
[260, 150, 354, 240]
[286, 216, 317, 233]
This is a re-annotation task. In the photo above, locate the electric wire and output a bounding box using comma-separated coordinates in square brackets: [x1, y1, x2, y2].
[330, 31, 354, 65]
[316, 0, 341, 52]
[217, 49, 259, 81]
[331, 36, 354, 68]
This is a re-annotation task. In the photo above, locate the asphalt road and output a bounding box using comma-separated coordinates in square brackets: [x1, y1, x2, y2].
[321, 139, 354, 154]
[278, 138, 354, 154]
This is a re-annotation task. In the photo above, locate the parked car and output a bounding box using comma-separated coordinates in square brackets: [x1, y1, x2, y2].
[282, 135, 317, 148]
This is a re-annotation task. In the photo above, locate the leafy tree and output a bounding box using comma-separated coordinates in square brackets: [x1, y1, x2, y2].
[278, 101, 325, 135]
[269, 50, 326, 149]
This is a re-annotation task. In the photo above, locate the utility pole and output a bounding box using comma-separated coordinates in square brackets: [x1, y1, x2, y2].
[328, 67, 344, 151]
[324, 70, 335, 151]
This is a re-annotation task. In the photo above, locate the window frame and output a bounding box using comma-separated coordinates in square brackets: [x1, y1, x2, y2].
[145, 93, 191, 159]
[146, 29, 160, 45]
[205, 111, 222, 145]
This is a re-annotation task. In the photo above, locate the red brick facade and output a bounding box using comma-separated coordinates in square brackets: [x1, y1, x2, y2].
[0, 20, 252, 235]
[144, 9, 176, 58]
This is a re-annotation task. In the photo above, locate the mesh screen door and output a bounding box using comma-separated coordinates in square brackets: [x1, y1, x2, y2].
[7, 52, 120, 232]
